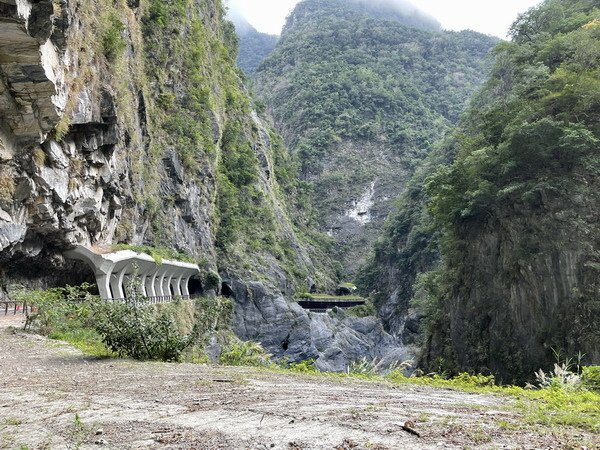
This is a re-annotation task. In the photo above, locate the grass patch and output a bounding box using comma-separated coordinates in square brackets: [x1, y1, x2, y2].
[1, 418, 22, 426]
[270, 365, 600, 433]
[111, 244, 195, 264]
[49, 328, 114, 358]
[385, 372, 600, 433]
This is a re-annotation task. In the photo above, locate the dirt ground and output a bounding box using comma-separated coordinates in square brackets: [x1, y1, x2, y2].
[0, 317, 597, 450]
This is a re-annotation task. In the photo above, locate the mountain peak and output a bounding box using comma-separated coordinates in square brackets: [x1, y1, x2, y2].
[285, 0, 442, 33]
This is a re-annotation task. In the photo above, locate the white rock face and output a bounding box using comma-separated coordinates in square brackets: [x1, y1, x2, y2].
[346, 180, 375, 225]
[0, 0, 62, 144]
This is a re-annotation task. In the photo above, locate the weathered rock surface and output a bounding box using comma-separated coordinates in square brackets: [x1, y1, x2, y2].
[0, 0, 216, 295]
[231, 278, 407, 371]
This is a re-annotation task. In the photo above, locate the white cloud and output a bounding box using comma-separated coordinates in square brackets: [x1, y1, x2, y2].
[227, 0, 544, 38]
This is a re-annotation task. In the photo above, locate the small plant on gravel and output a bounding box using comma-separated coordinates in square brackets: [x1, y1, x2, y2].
[68, 413, 92, 450]
[347, 358, 379, 377]
[2, 418, 22, 426]
[348, 358, 411, 377]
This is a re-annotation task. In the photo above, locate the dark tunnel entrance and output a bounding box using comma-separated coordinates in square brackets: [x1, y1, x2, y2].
[188, 277, 203, 297]
[221, 282, 235, 299]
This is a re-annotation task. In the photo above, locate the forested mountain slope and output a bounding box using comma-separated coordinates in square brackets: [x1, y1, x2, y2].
[253, 0, 498, 275]
[362, 0, 600, 382]
[228, 11, 278, 75]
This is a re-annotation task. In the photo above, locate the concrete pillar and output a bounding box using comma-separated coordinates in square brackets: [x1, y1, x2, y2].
[110, 265, 127, 300]
[155, 266, 170, 297]
[96, 273, 112, 300]
[146, 269, 158, 298]
[138, 273, 148, 297]
[171, 274, 183, 297]
[181, 275, 191, 297]
[163, 269, 174, 298]
[154, 267, 165, 297]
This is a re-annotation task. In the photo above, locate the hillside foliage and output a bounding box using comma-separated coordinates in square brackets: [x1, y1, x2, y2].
[361, 0, 600, 382]
[253, 0, 497, 275]
[255, 0, 497, 176]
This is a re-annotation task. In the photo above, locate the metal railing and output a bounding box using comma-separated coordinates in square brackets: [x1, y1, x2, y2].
[0, 301, 33, 316]
[108, 294, 202, 306]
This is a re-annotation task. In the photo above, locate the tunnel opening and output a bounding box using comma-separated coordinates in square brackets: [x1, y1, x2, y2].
[188, 277, 203, 297]
[3, 247, 98, 298]
[221, 282, 234, 299]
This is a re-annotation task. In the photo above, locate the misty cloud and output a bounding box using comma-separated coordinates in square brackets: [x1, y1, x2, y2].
[347, 0, 441, 30]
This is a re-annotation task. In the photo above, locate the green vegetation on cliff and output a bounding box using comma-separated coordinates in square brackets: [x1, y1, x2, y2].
[253, 0, 497, 274]
[138, 0, 335, 289]
[362, 0, 600, 383]
[256, 0, 496, 176]
[230, 15, 278, 75]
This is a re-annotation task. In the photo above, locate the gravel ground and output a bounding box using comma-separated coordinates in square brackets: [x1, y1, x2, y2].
[0, 318, 597, 449]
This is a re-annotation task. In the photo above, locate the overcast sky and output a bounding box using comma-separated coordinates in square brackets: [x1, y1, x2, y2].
[227, 0, 543, 38]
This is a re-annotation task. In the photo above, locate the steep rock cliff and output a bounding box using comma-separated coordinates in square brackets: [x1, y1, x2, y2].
[0, 0, 330, 293]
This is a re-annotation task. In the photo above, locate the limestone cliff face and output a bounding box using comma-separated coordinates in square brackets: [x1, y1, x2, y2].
[0, 0, 130, 288]
[0, 0, 330, 297]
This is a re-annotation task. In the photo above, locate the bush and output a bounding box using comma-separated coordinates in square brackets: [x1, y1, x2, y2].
[582, 366, 600, 391]
[16, 284, 97, 335]
[219, 340, 272, 367]
[345, 301, 376, 318]
[94, 301, 201, 362]
[94, 297, 233, 362]
[285, 359, 318, 373]
[102, 13, 126, 61]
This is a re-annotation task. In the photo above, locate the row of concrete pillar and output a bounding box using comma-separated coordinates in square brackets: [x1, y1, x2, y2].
[97, 261, 197, 300]
[65, 246, 201, 300]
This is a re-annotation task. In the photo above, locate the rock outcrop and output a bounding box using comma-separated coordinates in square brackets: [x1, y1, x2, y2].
[230, 277, 407, 370]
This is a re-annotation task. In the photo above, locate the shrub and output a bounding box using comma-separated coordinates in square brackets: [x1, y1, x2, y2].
[102, 13, 126, 61]
[286, 359, 318, 373]
[219, 340, 272, 367]
[345, 302, 376, 318]
[93, 296, 233, 362]
[16, 284, 97, 335]
[582, 366, 600, 391]
[94, 301, 201, 362]
[203, 271, 221, 292]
